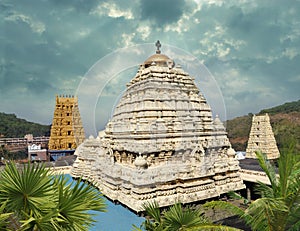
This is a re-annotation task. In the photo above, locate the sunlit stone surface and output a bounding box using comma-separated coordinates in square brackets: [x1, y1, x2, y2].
[246, 113, 280, 159]
[72, 42, 245, 212]
[48, 95, 85, 151]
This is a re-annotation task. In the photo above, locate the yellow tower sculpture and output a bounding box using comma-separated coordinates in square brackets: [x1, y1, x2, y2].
[48, 95, 85, 153]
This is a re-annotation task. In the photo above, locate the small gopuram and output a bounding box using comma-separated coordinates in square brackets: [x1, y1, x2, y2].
[71, 41, 245, 212]
[48, 95, 85, 160]
[246, 113, 280, 159]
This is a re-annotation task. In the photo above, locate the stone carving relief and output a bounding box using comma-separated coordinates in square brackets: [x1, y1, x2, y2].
[71, 44, 245, 212]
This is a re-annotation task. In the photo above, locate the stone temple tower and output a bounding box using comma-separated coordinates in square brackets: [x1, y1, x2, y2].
[71, 41, 245, 212]
[48, 95, 85, 159]
[246, 113, 280, 159]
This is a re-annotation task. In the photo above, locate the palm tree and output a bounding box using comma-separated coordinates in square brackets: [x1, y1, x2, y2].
[0, 162, 106, 231]
[205, 147, 300, 231]
[134, 201, 240, 231]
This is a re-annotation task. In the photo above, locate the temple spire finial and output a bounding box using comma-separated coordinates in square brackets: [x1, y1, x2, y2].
[155, 40, 161, 54]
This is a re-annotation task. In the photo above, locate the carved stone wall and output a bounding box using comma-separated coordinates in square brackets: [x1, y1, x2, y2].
[71, 44, 245, 212]
[246, 113, 280, 159]
[48, 95, 85, 150]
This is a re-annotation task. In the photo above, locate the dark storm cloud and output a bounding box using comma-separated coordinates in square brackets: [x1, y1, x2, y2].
[0, 0, 299, 128]
[194, 1, 300, 117]
[224, 7, 284, 54]
[140, 0, 186, 26]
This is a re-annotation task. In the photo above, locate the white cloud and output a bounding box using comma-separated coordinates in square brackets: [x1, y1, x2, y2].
[164, 14, 190, 34]
[282, 48, 298, 60]
[198, 25, 247, 59]
[199, 40, 231, 59]
[194, 18, 200, 24]
[224, 38, 246, 50]
[280, 26, 300, 43]
[5, 11, 45, 35]
[137, 25, 151, 40]
[255, 47, 299, 64]
[90, 2, 133, 19]
[193, 0, 225, 8]
[77, 28, 91, 38]
[119, 33, 136, 47]
[218, 68, 248, 90]
[1, 0, 299, 127]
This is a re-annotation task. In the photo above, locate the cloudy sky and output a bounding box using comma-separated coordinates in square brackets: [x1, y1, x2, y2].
[1, 0, 299, 136]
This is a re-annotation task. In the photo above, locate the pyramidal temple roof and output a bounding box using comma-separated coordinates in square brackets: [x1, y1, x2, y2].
[71, 41, 245, 212]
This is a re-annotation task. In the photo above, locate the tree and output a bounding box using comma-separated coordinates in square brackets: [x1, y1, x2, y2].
[205, 147, 300, 231]
[0, 145, 10, 161]
[134, 201, 240, 231]
[0, 162, 106, 231]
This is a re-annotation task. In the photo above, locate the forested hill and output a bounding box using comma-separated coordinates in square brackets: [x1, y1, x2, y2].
[0, 112, 50, 138]
[1, 99, 299, 151]
[260, 100, 300, 114]
[226, 99, 300, 153]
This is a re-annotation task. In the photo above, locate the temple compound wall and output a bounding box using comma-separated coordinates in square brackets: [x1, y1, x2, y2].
[71, 42, 245, 212]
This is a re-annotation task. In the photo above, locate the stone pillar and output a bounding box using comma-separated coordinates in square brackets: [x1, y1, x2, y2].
[247, 187, 251, 202]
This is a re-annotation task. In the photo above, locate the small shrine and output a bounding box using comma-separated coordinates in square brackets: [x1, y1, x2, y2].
[246, 113, 280, 159]
[71, 41, 245, 212]
[48, 95, 85, 160]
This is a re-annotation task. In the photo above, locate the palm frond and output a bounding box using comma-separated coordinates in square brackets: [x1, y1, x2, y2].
[254, 181, 274, 198]
[189, 224, 242, 231]
[227, 191, 249, 204]
[0, 162, 54, 217]
[20, 207, 61, 231]
[278, 147, 298, 198]
[142, 201, 162, 224]
[285, 187, 300, 230]
[0, 163, 107, 231]
[53, 175, 106, 231]
[255, 151, 278, 192]
[131, 224, 144, 231]
[203, 201, 246, 218]
[227, 191, 243, 200]
[286, 218, 300, 231]
[245, 197, 287, 231]
[203, 148, 300, 231]
[163, 203, 206, 231]
[0, 201, 12, 231]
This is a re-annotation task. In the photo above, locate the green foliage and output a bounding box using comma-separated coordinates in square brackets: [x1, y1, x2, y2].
[204, 147, 300, 231]
[0, 112, 50, 138]
[138, 202, 241, 231]
[259, 100, 300, 114]
[0, 202, 12, 231]
[0, 163, 53, 216]
[226, 114, 252, 151]
[162, 203, 208, 231]
[0, 145, 10, 160]
[271, 114, 300, 153]
[0, 146, 28, 161]
[0, 162, 106, 231]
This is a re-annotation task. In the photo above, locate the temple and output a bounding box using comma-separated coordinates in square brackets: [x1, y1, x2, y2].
[71, 41, 245, 212]
[48, 95, 85, 160]
[246, 113, 280, 159]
